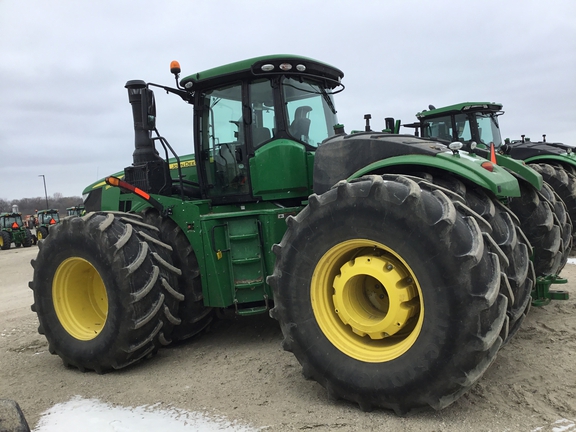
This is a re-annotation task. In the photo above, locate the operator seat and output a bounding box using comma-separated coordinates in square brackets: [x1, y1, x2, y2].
[290, 106, 312, 143]
[253, 127, 271, 147]
[437, 123, 452, 141]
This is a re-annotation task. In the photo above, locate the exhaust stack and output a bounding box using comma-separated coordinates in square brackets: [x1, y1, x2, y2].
[125, 80, 158, 164]
[123, 80, 171, 195]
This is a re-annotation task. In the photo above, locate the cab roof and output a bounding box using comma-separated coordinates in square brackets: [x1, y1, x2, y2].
[180, 54, 344, 90]
[417, 102, 503, 119]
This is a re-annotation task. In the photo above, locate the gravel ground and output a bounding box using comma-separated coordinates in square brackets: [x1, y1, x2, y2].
[1, 246, 575, 431]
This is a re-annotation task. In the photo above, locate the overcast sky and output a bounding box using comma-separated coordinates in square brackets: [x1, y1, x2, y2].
[1, 0, 575, 201]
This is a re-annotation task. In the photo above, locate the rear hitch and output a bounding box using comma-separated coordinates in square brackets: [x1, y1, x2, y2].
[531, 275, 570, 307]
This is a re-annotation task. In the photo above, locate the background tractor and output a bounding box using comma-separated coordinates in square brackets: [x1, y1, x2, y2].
[34, 209, 60, 240]
[0, 212, 33, 250]
[406, 102, 572, 305]
[66, 206, 85, 217]
[505, 134, 576, 248]
[410, 102, 576, 249]
[33, 55, 537, 413]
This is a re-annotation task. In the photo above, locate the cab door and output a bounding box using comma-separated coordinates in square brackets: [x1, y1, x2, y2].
[197, 82, 250, 203]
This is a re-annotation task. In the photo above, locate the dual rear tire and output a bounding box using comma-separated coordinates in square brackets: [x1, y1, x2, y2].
[269, 175, 508, 413]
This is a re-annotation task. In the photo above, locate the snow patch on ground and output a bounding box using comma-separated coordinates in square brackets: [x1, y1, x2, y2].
[33, 396, 260, 432]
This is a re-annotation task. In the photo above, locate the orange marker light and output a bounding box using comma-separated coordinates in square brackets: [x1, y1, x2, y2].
[170, 60, 181, 75]
[107, 176, 120, 187]
[12, 222, 18, 229]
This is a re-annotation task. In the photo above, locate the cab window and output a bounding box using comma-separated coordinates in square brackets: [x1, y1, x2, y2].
[422, 115, 453, 141]
[250, 80, 276, 149]
[282, 77, 338, 148]
[198, 82, 249, 197]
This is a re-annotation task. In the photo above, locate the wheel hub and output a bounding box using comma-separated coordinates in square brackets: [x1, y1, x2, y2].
[52, 257, 108, 341]
[332, 255, 419, 339]
[311, 239, 424, 362]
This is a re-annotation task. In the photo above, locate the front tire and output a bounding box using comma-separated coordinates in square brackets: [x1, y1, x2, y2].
[530, 163, 576, 250]
[507, 180, 570, 275]
[37, 226, 49, 240]
[141, 208, 214, 342]
[268, 175, 507, 413]
[29, 212, 182, 372]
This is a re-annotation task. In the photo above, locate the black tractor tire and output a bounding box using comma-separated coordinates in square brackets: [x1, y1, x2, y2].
[530, 163, 576, 249]
[0, 399, 31, 432]
[535, 181, 571, 270]
[22, 229, 33, 248]
[0, 231, 11, 250]
[507, 180, 570, 275]
[36, 226, 49, 240]
[29, 212, 182, 372]
[141, 208, 214, 342]
[14, 241, 22, 248]
[406, 173, 533, 342]
[268, 175, 507, 413]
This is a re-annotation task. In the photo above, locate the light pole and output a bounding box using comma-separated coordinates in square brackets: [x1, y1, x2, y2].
[38, 175, 49, 208]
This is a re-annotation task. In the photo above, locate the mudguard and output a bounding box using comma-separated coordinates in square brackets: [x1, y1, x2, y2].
[472, 146, 543, 190]
[314, 132, 521, 197]
[507, 141, 576, 167]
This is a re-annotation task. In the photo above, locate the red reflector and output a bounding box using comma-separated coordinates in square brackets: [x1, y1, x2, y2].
[49, 219, 56, 225]
[12, 222, 19, 229]
[481, 161, 494, 172]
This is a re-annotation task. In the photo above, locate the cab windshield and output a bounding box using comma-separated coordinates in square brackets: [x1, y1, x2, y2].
[475, 113, 503, 148]
[1, 215, 22, 228]
[39, 212, 59, 224]
[282, 77, 339, 148]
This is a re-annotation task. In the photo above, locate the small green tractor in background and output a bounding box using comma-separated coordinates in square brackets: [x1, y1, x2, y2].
[32, 55, 554, 413]
[66, 206, 85, 217]
[0, 212, 34, 250]
[34, 209, 60, 240]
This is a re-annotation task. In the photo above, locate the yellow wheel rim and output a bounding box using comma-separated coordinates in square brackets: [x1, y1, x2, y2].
[37, 231, 43, 240]
[311, 239, 424, 362]
[52, 257, 108, 340]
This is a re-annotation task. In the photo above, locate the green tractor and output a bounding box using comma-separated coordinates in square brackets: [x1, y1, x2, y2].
[66, 206, 85, 217]
[410, 102, 576, 249]
[406, 102, 572, 305]
[34, 209, 60, 240]
[504, 132, 576, 246]
[0, 212, 34, 250]
[33, 55, 540, 413]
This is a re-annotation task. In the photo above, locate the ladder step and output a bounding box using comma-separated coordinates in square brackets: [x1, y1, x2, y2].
[236, 305, 268, 316]
[232, 257, 261, 265]
[229, 233, 259, 240]
[235, 280, 264, 289]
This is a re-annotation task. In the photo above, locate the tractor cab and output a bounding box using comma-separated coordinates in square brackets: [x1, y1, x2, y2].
[66, 206, 85, 217]
[0, 212, 24, 230]
[37, 209, 60, 225]
[193, 72, 340, 204]
[122, 55, 344, 207]
[415, 102, 504, 150]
